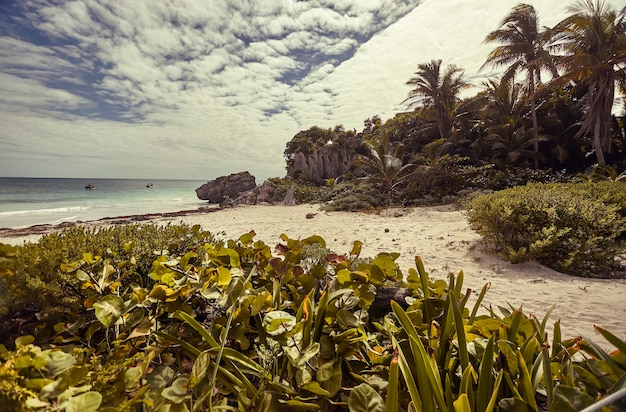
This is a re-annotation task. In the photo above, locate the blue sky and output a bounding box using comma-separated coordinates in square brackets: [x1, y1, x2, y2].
[1, 0, 620, 181]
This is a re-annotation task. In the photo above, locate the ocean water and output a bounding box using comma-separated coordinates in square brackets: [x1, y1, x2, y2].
[0, 177, 209, 229]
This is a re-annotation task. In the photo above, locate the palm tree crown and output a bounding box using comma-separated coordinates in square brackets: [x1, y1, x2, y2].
[403, 59, 469, 140]
[482, 3, 558, 168]
[551, 0, 626, 165]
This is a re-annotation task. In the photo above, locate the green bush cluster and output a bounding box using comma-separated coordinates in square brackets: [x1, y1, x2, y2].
[465, 181, 626, 276]
[321, 181, 388, 211]
[1, 224, 625, 411]
[0, 224, 216, 343]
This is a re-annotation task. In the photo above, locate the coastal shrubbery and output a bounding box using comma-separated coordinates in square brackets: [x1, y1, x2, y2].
[1, 226, 625, 411]
[466, 181, 626, 276]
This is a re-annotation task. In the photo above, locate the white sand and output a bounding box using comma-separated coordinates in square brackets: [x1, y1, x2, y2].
[3, 204, 625, 346]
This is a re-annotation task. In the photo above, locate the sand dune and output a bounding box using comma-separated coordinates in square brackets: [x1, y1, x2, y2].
[2, 203, 625, 347]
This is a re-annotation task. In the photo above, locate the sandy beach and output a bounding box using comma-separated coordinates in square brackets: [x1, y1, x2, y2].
[2, 203, 625, 347]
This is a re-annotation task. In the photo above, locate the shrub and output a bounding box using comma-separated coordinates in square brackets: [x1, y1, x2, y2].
[1, 229, 626, 410]
[321, 181, 387, 211]
[0, 224, 215, 344]
[465, 181, 626, 276]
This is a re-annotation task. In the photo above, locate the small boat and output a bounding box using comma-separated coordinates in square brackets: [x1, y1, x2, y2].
[85, 184, 95, 190]
[146, 183, 154, 188]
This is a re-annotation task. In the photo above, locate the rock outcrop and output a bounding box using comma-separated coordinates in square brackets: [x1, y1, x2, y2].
[196, 171, 257, 203]
[286, 145, 357, 184]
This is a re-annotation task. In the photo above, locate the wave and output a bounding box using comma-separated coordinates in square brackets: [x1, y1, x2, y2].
[0, 205, 88, 217]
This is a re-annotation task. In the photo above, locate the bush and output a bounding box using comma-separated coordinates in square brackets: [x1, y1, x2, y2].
[0, 224, 215, 343]
[1, 229, 625, 410]
[321, 181, 387, 211]
[465, 181, 626, 276]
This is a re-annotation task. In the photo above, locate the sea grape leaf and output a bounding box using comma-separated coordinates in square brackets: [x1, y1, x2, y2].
[337, 269, 352, 285]
[337, 309, 358, 330]
[41, 350, 77, 378]
[125, 366, 143, 391]
[263, 311, 296, 336]
[285, 342, 320, 368]
[302, 381, 331, 397]
[162, 377, 189, 404]
[147, 366, 175, 391]
[296, 368, 313, 387]
[217, 247, 241, 267]
[217, 266, 231, 286]
[302, 235, 326, 248]
[348, 383, 384, 412]
[126, 317, 152, 340]
[350, 240, 363, 257]
[318, 360, 342, 396]
[94, 295, 124, 327]
[66, 391, 102, 412]
[149, 284, 178, 302]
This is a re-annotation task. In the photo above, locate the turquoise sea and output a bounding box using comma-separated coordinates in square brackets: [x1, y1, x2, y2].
[0, 178, 208, 229]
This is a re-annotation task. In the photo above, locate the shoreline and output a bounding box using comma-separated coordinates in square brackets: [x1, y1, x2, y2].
[0, 205, 222, 240]
[1, 203, 625, 348]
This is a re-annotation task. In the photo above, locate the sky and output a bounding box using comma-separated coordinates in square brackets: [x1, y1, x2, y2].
[1, 0, 623, 182]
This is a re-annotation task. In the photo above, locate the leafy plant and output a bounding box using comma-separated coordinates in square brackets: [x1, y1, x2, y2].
[465, 181, 626, 276]
[1, 226, 625, 411]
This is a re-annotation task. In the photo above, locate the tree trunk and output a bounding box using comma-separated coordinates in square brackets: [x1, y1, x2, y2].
[529, 72, 539, 169]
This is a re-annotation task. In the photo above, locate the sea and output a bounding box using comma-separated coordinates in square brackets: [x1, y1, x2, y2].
[0, 177, 209, 229]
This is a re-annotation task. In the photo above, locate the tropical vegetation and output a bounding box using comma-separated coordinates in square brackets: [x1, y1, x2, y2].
[284, 0, 626, 205]
[1, 224, 626, 411]
[2, 1, 626, 410]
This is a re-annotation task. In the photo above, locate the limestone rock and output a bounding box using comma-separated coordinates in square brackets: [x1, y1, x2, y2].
[196, 171, 256, 203]
[286, 145, 357, 184]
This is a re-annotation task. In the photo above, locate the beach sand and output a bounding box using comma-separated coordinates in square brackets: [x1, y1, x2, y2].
[2, 203, 625, 347]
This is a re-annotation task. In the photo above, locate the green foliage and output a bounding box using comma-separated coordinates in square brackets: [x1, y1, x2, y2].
[0, 224, 216, 344]
[264, 177, 332, 204]
[1, 226, 625, 410]
[321, 181, 388, 211]
[465, 181, 626, 276]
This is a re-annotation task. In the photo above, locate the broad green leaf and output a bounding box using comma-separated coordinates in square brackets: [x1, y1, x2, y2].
[15, 335, 35, 348]
[302, 381, 331, 397]
[302, 235, 326, 248]
[94, 295, 124, 327]
[147, 366, 175, 390]
[217, 266, 231, 286]
[66, 392, 102, 412]
[125, 366, 143, 391]
[162, 377, 189, 404]
[318, 360, 343, 396]
[337, 269, 352, 285]
[350, 240, 363, 257]
[284, 342, 320, 368]
[189, 351, 211, 388]
[238, 230, 256, 244]
[262, 311, 296, 336]
[41, 350, 77, 378]
[348, 383, 384, 412]
[337, 309, 358, 330]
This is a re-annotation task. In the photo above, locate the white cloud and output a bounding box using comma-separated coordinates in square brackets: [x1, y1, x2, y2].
[1, 0, 622, 181]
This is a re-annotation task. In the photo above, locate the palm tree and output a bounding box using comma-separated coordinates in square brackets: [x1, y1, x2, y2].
[481, 3, 558, 168]
[479, 77, 546, 166]
[551, 0, 626, 165]
[352, 134, 417, 205]
[403, 59, 469, 140]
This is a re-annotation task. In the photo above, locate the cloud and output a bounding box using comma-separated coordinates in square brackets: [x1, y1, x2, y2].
[0, 0, 622, 180]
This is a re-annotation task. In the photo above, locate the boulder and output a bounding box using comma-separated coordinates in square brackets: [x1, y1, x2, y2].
[196, 171, 257, 203]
